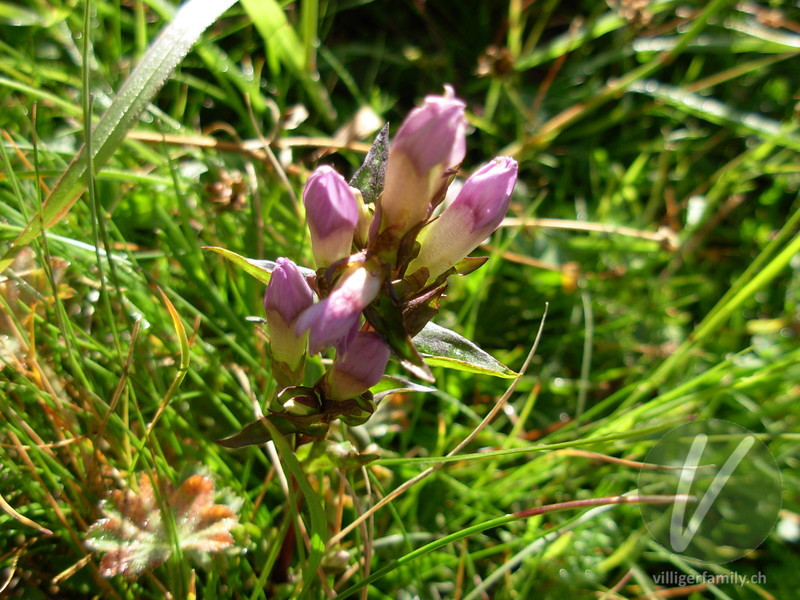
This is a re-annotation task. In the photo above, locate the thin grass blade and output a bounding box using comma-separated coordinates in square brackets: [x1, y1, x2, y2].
[0, 0, 237, 272]
[261, 419, 326, 600]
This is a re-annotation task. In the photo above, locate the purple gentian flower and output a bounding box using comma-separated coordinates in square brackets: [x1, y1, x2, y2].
[303, 165, 360, 268]
[326, 332, 390, 400]
[408, 156, 517, 281]
[294, 266, 382, 354]
[264, 257, 315, 384]
[379, 86, 467, 238]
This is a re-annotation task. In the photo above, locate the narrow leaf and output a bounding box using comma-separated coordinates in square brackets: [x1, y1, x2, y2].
[217, 414, 329, 449]
[145, 287, 191, 436]
[0, 0, 237, 272]
[0, 489, 52, 536]
[160, 287, 189, 372]
[371, 375, 437, 402]
[240, 0, 335, 124]
[412, 322, 517, 379]
[349, 123, 390, 205]
[629, 79, 800, 152]
[203, 246, 315, 285]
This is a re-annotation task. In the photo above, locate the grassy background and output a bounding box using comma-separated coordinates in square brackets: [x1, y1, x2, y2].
[1, 0, 799, 598]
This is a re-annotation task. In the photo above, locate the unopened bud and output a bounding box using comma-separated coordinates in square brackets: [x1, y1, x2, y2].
[303, 166, 359, 268]
[295, 266, 382, 354]
[326, 332, 390, 400]
[408, 157, 517, 281]
[263, 257, 315, 386]
[379, 86, 466, 238]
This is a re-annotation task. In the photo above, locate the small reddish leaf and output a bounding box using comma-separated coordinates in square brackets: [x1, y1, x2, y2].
[85, 473, 241, 579]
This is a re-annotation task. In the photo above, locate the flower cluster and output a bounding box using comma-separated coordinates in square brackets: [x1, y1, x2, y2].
[253, 86, 517, 439]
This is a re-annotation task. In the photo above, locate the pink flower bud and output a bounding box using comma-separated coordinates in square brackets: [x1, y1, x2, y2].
[326, 332, 390, 400]
[264, 258, 315, 382]
[408, 157, 518, 281]
[294, 266, 382, 355]
[380, 86, 467, 237]
[303, 166, 359, 267]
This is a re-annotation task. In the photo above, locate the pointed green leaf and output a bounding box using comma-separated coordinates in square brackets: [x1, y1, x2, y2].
[0, 0, 238, 272]
[203, 246, 315, 286]
[453, 256, 489, 277]
[371, 375, 437, 402]
[412, 322, 518, 379]
[350, 123, 390, 205]
[217, 413, 328, 449]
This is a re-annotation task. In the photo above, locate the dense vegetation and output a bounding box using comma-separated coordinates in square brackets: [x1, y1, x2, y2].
[1, 1, 799, 598]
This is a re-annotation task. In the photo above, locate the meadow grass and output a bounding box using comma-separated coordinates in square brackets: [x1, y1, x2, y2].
[1, 1, 799, 598]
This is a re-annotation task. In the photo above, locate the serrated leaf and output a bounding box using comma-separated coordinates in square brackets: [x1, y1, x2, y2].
[349, 123, 390, 205]
[0, 0, 238, 272]
[412, 322, 517, 379]
[85, 473, 240, 579]
[203, 246, 315, 286]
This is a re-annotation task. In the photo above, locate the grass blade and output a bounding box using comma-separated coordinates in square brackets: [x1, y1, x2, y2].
[0, 0, 237, 272]
[261, 419, 327, 599]
[240, 0, 335, 125]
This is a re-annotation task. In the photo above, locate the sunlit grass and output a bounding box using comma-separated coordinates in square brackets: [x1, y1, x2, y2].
[2, 1, 799, 598]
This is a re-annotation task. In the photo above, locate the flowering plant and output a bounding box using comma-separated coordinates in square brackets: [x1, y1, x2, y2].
[213, 86, 518, 448]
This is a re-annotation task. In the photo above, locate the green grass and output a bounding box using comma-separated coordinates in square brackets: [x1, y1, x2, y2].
[2, 0, 800, 598]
